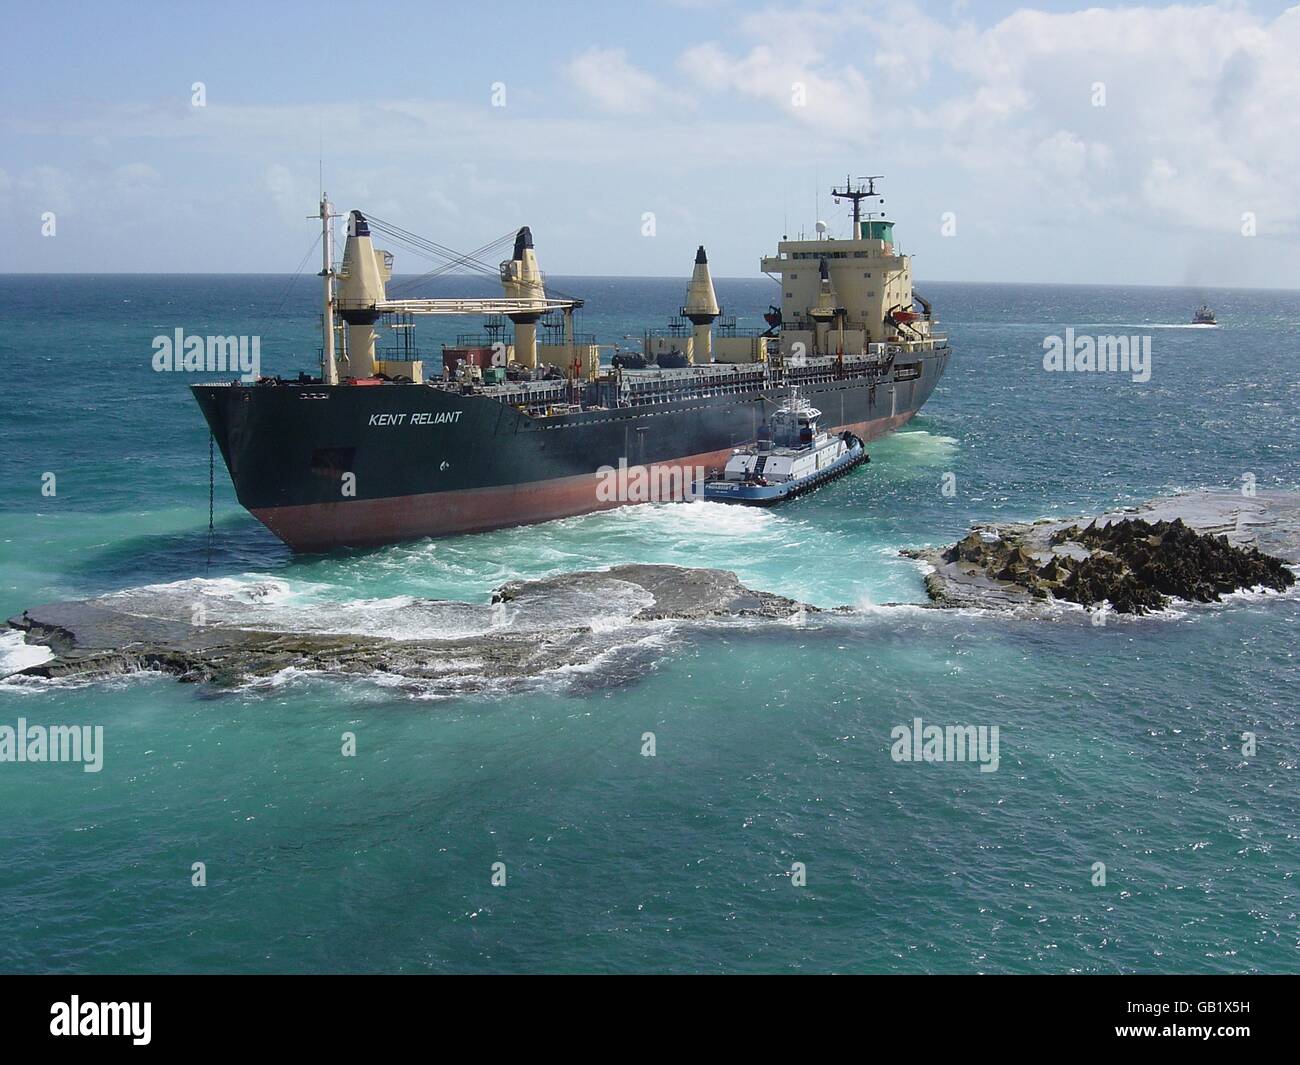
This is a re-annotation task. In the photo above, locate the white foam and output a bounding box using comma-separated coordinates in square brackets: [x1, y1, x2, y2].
[533, 625, 676, 681]
[876, 429, 961, 460]
[600, 498, 782, 540]
[105, 575, 302, 609]
[0, 630, 54, 679]
[1072, 322, 1218, 330]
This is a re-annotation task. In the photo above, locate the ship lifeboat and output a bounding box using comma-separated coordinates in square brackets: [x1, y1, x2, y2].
[893, 309, 920, 323]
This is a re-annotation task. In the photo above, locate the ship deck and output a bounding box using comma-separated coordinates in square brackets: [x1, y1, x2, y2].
[426, 342, 948, 419]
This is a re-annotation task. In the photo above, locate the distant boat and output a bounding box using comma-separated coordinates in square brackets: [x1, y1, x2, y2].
[1192, 304, 1217, 326]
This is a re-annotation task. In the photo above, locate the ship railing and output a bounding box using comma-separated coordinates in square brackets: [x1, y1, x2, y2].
[453, 333, 508, 348]
[615, 377, 773, 407]
[485, 384, 569, 403]
[620, 367, 766, 389]
[716, 325, 769, 338]
[539, 331, 598, 347]
[621, 372, 764, 391]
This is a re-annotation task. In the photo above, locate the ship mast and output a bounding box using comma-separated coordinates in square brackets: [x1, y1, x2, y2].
[831, 174, 884, 234]
[318, 194, 339, 385]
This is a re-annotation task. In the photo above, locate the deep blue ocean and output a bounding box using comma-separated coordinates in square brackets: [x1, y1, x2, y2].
[0, 273, 1296, 973]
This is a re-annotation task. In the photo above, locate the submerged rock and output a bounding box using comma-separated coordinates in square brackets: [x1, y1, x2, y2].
[4, 565, 811, 690]
[910, 490, 1299, 615]
[491, 564, 809, 621]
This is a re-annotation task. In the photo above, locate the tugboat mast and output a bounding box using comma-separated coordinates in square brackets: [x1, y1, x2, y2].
[831, 174, 884, 233]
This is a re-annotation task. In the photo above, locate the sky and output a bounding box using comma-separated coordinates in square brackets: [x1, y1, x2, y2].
[2, 0, 1299, 286]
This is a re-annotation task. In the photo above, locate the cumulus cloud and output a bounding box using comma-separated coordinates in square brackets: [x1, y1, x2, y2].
[264, 163, 307, 220]
[3, 1, 1298, 280]
[670, 0, 1300, 238]
[680, 41, 872, 136]
[564, 47, 695, 114]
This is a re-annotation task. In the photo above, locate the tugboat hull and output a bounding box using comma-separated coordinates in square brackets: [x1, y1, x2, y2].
[702, 438, 867, 505]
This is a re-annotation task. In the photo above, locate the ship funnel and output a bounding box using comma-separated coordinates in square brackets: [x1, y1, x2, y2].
[501, 226, 546, 369]
[683, 244, 720, 364]
[337, 209, 392, 378]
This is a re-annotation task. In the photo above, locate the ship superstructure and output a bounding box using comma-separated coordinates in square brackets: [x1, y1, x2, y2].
[192, 176, 950, 551]
[758, 177, 944, 363]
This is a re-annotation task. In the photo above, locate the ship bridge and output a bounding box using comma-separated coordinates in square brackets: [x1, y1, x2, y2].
[760, 176, 942, 360]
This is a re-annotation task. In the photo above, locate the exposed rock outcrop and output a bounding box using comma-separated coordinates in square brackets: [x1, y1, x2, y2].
[908, 490, 1299, 614]
[491, 564, 809, 621]
[5, 565, 813, 689]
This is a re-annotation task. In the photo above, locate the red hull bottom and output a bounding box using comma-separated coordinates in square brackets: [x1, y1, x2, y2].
[252, 413, 914, 552]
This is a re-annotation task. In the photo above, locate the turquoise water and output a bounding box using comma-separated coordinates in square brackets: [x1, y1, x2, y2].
[0, 275, 1297, 973]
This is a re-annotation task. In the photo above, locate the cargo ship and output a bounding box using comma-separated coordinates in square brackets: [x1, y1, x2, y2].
[192, 176, 950, 551]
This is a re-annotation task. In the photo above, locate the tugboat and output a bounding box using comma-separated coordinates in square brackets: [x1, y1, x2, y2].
[701, 392, 866, 505]
[1192, 304, 1217, 325]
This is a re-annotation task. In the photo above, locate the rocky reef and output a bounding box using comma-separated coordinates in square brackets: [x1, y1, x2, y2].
[491, 564, 808, 621]
[910, 490, 1299, 614]
[5, 565, 811, 690]
[7, 493, 1299, 691]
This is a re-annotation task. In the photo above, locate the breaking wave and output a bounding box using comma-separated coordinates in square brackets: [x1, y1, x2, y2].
[0, 630, 55, 680]
[96, 571, 661, 642]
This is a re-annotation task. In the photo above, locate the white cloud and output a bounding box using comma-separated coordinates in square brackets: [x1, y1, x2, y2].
[673, 1, 1300, 240]
[111, 162, 160, 191]
[18, 165, 77, 215]
[264, 163, 307, 221]
[3, 1, 1299, 282]
[564, 47, 694, 114]
[681, 41, 872, 136]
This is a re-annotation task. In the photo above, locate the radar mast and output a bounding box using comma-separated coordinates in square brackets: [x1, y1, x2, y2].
[831, 174, 885, 234]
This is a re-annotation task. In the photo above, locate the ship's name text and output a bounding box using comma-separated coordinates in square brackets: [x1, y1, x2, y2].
[368, 411, 463, 427]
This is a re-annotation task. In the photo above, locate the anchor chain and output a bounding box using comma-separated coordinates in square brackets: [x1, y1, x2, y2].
[206, 433, 215, 571]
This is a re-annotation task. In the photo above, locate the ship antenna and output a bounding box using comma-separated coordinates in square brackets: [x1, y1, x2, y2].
[832, 174, 884, 232]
